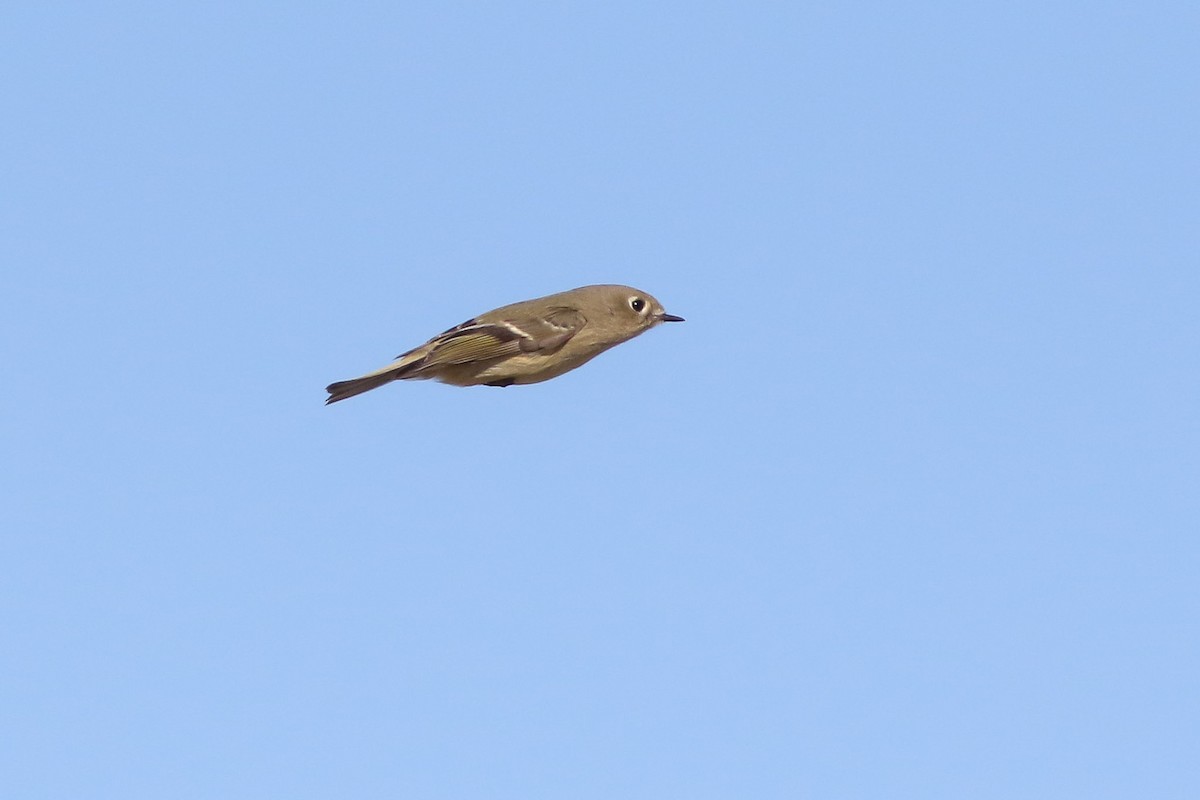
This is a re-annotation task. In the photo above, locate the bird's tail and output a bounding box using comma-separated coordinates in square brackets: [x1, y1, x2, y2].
[325, 372, 401, 404]
[325, 348, 434, 404]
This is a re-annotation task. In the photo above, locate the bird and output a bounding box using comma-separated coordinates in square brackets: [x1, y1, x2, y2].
[324, 284, 684, 404]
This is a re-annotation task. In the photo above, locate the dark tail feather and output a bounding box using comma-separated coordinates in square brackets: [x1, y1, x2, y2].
[326, 348, 431, 405]
[325, 373, 400, 405]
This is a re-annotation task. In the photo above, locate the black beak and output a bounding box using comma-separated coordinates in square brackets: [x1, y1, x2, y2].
[659, 313, 685, 323]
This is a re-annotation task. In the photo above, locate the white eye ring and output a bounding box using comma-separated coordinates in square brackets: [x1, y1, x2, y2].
[629, 297, 646, 313]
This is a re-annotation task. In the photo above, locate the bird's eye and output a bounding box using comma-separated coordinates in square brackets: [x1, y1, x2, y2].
[630, 297, 646, 313]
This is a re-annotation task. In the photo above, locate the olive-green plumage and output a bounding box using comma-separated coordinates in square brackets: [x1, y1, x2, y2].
[324, 284, 683, 404]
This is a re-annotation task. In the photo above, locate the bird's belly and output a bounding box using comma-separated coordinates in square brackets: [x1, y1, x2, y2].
[459, 351, 602, 386]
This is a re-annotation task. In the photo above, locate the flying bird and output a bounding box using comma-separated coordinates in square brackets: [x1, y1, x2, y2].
[325, 284, 683, 404]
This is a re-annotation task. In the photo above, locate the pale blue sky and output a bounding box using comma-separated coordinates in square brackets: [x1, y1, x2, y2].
[3, 2, 1198, 798]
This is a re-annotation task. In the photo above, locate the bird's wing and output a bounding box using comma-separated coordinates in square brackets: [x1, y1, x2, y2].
[509, 306, 588, 352]
[416, 307, 586, 366]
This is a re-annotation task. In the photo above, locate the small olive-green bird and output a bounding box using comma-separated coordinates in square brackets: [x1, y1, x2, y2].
[325, 284, 684, 404]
